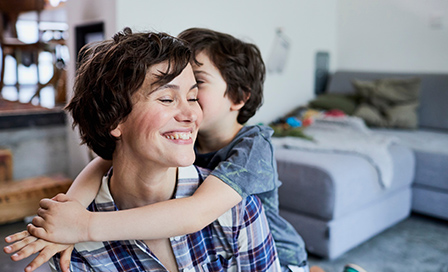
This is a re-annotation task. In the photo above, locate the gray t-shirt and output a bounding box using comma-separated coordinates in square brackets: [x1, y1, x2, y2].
[195, 125, 308, 267]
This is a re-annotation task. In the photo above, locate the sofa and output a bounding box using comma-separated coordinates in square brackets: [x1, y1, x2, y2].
[273, 70, 448, 259]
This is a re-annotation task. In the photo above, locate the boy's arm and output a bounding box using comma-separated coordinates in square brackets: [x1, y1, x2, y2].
[88, 175, 242, 241]
[65, 156, 112, 206]
[30, 175, 241, 243]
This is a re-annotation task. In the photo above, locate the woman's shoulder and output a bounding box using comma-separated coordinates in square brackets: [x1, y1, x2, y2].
[175, 165, 208, 197]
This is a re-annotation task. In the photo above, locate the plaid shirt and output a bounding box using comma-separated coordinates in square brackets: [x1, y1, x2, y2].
[50, 165, 280, 272]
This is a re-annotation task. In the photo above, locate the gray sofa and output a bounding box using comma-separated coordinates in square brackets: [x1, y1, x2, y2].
[274, 71, 448, 259]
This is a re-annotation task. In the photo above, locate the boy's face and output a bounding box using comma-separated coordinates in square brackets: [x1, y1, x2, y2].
[111, 63, 202, 168]
[192, 51, 239, 133]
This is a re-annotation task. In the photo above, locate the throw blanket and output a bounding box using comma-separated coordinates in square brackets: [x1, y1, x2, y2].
[272, 116, 399, 188]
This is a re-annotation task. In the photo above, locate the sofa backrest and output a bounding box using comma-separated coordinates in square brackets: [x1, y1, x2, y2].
[326, 70, 448, 130]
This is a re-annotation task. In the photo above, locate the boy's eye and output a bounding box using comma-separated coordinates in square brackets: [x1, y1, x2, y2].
[189, 98, 199, 102]
[196, 80, 204, 85]
[159, 99, 174, 103]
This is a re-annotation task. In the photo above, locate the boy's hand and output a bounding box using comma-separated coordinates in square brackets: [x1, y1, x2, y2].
[28, 193, 92, 244]
[3, 230, 73, 272]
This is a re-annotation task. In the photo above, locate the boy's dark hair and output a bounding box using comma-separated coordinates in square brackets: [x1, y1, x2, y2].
[178, 28, 265, 124]
[66, 27, 191, 160]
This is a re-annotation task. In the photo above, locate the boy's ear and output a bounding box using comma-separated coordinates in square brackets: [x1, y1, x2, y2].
[230, 93, 251, 111]
[111, 126, 122, 138]
[230, 100, 245, 111]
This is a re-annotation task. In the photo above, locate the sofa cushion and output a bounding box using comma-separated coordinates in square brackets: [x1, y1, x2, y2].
[371, 128, 448, 155]
[412, 186, 448, 220]
[372, 128, 448, 191]
[275, 143, 414, 220]
[279, 187, 412, 259]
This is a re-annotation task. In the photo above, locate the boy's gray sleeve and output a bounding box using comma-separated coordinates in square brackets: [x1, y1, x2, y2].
[210, 132, 281, 198]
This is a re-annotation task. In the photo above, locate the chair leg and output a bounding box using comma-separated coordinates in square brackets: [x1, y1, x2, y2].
[54, 68, 66, 105]
[35, 50, 40, 84]
[30, 57, 56, 104]
[34, 50, 41, 103]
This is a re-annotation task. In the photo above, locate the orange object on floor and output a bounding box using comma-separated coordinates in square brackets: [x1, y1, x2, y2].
[310, 266, 326, 272]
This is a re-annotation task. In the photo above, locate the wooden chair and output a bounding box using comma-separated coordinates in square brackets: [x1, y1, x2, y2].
[0, 0, 46, 95]
[30, 30, 67, 105]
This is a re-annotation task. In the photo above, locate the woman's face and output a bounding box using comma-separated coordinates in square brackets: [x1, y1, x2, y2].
[112, 63, 202, 169]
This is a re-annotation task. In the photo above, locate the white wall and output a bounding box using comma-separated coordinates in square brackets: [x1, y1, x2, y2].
[115, 0, 338, 125]
[337, 0, 448, 73]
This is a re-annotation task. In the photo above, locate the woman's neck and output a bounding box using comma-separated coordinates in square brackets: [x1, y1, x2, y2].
[109, 158, 177, 210]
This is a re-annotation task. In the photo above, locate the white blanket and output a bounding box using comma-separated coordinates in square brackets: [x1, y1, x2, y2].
[272, 116, 399, 188]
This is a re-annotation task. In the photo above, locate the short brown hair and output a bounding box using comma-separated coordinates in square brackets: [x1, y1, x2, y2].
[178, 28, 265, 124]
[66, 28, 191, 160]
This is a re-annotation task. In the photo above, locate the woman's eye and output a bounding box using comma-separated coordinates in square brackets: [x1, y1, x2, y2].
[189, 98, 199, 102]
[159, 99, 174, 103]
[196, 80, 204, 85]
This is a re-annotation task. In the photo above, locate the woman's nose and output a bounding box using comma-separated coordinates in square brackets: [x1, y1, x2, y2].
[175, 100, 198, 123]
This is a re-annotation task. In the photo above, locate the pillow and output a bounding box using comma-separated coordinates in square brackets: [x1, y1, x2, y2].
[353, 103, 387, 127]
[308, 93, 358, 115]
[374, 78, 420, 103]
[352, 80, 389, 110]
[385, 102, 419, 129]
[351, 77, 421, 129]
[351, 80, 376, 100]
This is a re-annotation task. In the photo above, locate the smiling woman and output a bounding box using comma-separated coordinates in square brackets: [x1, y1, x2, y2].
[109, 62, 202, 172]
